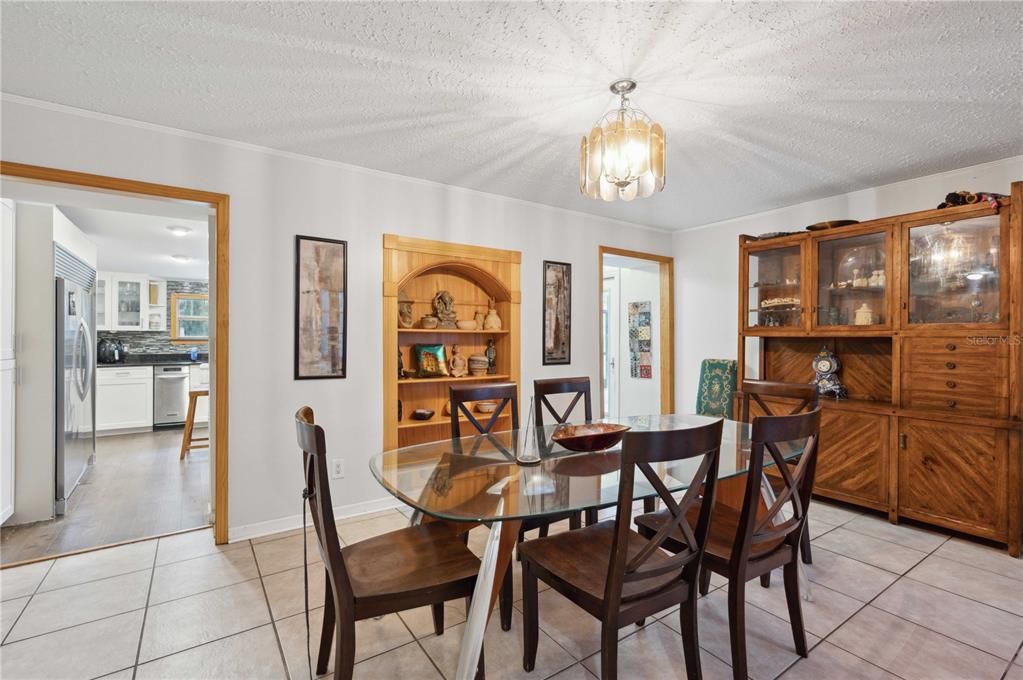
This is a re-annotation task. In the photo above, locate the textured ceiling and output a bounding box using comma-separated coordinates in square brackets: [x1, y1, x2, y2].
[2, 2, 1021, 230]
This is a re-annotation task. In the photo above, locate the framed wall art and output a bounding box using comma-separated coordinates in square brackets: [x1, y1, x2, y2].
[628, 300, 652, 378]
[295, 235, 348, 379]
[543, 260, 572, 365]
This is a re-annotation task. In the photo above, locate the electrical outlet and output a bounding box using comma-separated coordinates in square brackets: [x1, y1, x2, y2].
[330, 459, 345, 480]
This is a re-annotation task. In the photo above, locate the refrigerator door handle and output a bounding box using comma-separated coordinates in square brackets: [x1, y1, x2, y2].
[74, 317, 93, 401]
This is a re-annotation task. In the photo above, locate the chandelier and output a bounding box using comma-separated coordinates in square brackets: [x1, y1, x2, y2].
[579, 79, 665, 202]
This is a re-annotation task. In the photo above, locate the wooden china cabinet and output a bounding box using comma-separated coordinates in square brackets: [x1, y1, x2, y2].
[738, 181, 1022, 556]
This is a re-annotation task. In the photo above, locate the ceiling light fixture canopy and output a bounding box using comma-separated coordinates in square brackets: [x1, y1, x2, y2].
[166, 225, 192, 236]
[170, 254, 191, 263]
[579, 79, 665, 202]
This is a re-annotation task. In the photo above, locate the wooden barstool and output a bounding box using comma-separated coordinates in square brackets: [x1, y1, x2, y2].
[179, 388, 209, 459]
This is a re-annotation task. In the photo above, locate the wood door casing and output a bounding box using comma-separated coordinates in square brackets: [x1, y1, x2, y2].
[897, 419, 1008, 541]
[814, 409, 889, 510]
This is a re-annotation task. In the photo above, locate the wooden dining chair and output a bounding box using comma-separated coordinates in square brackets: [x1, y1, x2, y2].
[738, 379, 819, 571]
[520, 419, 724, 680]
[533, 377, 599, 525]
[635, 408, 822, 680]
[295, 407, 484, 680]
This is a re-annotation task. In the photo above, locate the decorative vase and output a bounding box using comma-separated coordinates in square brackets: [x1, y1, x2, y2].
[854, 303, 875, 326]
[468, 354, 489, 377]
[483, 298, 502, 330]
[474, 311, 486, 328]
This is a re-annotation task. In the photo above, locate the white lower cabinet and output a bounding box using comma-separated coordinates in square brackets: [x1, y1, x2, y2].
[97, 366, 153, 432]
[189, 363, 210, 425]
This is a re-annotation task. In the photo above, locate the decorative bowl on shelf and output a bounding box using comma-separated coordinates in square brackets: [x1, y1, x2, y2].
[456, 320, 478, 330]
[468, 355, 488, 376]
[551, 423, 630, 452]
[410, 409, 435, 421]
[475, 400, 498, 414]
[420, 316, 439, 329]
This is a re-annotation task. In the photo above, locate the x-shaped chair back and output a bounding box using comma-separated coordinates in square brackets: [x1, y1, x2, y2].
[739, 380, 819, 423]
[449, 382, 519, 439]
[533, 377, 592, 426]
[604, 418, 723, 607]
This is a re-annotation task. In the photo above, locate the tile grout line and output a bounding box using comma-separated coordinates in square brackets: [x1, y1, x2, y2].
[394, 608, 450, 680]
[0, 558, 56, 646]
[249, 540, 292, 680]
[899, 566, 1023, 619]
[1000, 640, 1023, 680]
[129, 539, 161, 679]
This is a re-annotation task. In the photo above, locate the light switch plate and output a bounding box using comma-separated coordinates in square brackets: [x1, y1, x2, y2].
[330, 459, 345, 480]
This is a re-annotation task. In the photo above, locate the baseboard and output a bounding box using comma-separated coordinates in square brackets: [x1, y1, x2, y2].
[228, 495, 404, 543]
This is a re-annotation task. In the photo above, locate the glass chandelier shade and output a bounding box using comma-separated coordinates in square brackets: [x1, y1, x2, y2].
[579, 80, 665, 202]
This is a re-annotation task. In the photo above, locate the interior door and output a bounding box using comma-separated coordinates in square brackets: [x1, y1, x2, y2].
[602, 273, 619, 418]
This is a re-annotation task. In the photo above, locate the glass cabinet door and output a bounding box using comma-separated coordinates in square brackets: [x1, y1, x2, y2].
[95, 278, 107, 329]
[747, 245, 803, 329]
[816, 230, 888, 328]
[907, 214, 1002, 325]
[116, 279, 142, 329]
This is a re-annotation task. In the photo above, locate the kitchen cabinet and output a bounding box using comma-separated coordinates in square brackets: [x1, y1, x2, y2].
[1, 199, 15, 361]
[95, 275, 110, 331]
[109, 274, 147, 331]
[96, 365, 153, 432]
[189, 363, 210, 425]
[147, 279, 166, 331]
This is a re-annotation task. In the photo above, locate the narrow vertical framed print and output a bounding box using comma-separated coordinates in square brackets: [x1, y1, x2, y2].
[295, 235, 347, 379]
[543, 260, 572, 365]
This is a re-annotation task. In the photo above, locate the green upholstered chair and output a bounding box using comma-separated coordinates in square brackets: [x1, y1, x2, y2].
[696, 359, 737, 419]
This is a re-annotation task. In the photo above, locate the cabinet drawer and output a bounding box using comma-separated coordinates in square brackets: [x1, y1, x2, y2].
[902, 389, 1006, 417]
[97, 366, 153, 383]
[901, 372, 1007, 397]
[905, 353, 1006, 374]
[904, 336, 1008, 357]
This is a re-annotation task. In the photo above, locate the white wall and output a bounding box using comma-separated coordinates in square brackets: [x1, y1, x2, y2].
[0, 96, 673, 539]
[52, 207, 97, 268]
[673, 155, 1023, 414]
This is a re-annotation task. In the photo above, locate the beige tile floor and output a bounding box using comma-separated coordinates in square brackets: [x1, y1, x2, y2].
[1, 500, 1021, 680]
[1, 428, 212, 565]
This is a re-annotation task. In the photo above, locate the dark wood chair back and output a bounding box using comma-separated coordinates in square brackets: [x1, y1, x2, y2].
[533, 377, 592, 426]
[734, 408, 821, 563]
[605, 418, 723, 608]
[294, 407, 352, 599]
[739, 380, 819, 423]
[449, 382, 519, 438]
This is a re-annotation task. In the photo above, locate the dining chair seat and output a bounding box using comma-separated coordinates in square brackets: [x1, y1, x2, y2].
[518, 520, 683, 619]
[342, 522, 481, 614]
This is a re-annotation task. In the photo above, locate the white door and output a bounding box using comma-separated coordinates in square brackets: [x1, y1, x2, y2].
[1, 200, 14, 361]
[602, 273, 620, 419]
[1, 200, 15, 523]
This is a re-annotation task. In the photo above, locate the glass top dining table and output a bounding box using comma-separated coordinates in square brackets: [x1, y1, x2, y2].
[369, 413, 805, 680]
[370, 413, 801, 524]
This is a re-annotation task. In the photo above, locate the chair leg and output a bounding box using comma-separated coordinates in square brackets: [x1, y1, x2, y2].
[569, 512, 581, 530]
[585, 508, 598, 526]
[679, 591, 702, 680]
[500, 565, 513, 631]
[643, 497, 656, 513]
[726, 577, 748, 680]
[334, 604, 356, 680]
[801, 527, 813, 564]
[538, 524, 550, 538]
[431, 602, 445, 636]
[760, 572, 771, 588]
[699, 567, 711, 596]
[783, 560, 809, 657]
[522, 561, 539, 672]
[317, 576, 335, 676]
[600, 620, 619, 680]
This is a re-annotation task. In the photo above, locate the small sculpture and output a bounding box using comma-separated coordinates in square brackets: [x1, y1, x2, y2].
[812, 347, 848, 399]
[397, 292, 414, 329]
[449, 345, 468, 377]
[474, 310, 486, 329]
[398, 348, 404, 380]
[483, 298, 502, 330]
[485, 339, 497, 374]
[433, 290, 458, 329]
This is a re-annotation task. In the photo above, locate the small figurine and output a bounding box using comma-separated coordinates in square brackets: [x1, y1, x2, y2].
[483, 298, 502, 330]
[474, 310, 486, 328]
[485, 339, 497, 374]
[812, 347, 848, 399]
[398, 348, 404, 379]
[449, 344, 468, 377]
[432, 290, 458, 329]
[398, 292, 415, 329]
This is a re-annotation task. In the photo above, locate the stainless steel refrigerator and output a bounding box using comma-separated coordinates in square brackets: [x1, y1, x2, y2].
[55, 257, 96, 515]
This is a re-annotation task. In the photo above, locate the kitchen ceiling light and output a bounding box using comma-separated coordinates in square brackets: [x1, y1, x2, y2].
[579, 79, 665, 202]
[166, 225, 192, 236]
[170, 254, 191, 263]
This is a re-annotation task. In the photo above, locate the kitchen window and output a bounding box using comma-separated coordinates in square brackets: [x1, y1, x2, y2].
[170, 293, 209, 342]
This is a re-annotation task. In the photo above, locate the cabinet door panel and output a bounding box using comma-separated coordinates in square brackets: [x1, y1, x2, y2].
[898, 419, 1007, 540]
[814, 409, 889, 510]
[97, 380, 153, 431]
[1, 363, 15, 523]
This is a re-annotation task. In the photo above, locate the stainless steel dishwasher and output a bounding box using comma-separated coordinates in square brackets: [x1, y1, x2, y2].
[154, 365, 190, 427]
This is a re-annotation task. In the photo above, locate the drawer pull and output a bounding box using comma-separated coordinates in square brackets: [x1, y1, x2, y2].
[899, 433, 907, 449]
[946, 399, 957, 408]
[945, 343, 956, 351]
[945, 361, 956, 370]
[946, 380, 957, 389]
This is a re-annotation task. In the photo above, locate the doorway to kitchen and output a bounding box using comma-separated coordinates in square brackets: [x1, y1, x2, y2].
[0, 162, 229, 566]
[599, 247, 674, 419]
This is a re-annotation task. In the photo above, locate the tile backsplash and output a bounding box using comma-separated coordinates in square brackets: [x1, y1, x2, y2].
[99, 279, 209, 355]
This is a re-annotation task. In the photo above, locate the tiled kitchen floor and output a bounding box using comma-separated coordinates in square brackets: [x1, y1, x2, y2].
[0, 428, 211, 566]
[1, 500, 1021, 680]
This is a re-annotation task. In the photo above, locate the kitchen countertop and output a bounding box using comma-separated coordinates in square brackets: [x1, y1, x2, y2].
[98, 353, 209, 368]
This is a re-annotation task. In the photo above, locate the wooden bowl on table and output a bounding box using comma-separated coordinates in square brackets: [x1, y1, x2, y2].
[551, 423, 630, 452]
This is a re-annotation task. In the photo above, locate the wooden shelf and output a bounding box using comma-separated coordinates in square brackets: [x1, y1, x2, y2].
[398, 374, 510, 386]
[398, 328, 510, 334]
[398, 413, 511, 431]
